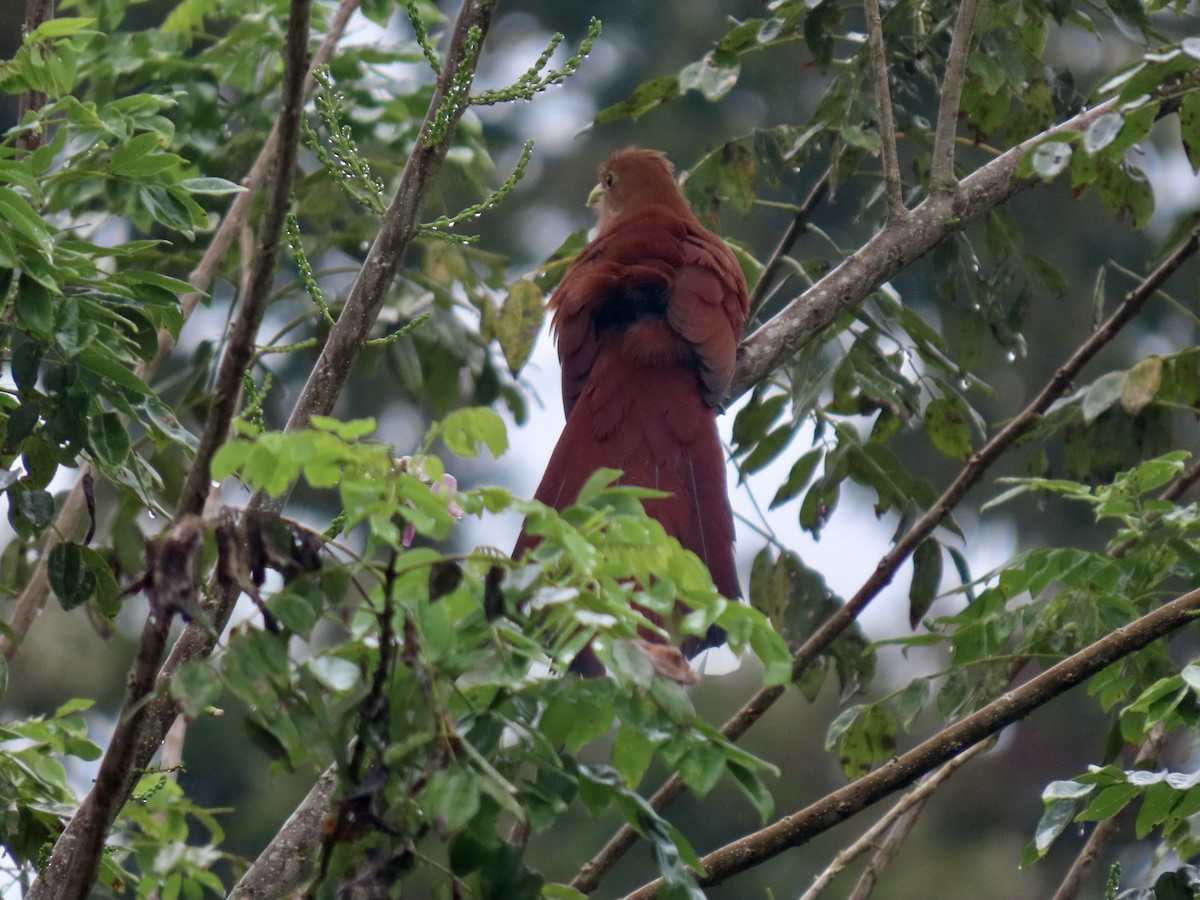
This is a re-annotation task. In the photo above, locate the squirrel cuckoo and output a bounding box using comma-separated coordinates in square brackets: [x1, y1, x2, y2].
[514, 148, 749, 674]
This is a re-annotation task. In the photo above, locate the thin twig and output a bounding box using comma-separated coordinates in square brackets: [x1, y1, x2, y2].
[747, 170, 831, 323]
[571, 228, 1200, 896]
[0, 0, 364, 661]
[929, 0, 982, 194]
[862, 0, 904, 219]
[622, 584, 1200, 897]
[799, 739, 992, 900]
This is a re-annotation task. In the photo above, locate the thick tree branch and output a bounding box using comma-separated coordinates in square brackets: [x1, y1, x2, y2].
[0, 0, 363, 661]
[229, 766, 339, 897]
[729, 98, 1119, 401]
[929, 0, 981, 193]
[862, 0, 904, 219]
[24, 0, 313, 892]
[573, 227, 1199, 895]
[624, 585, 1200, 897]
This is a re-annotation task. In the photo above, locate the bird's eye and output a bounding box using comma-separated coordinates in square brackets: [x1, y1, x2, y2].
[605, 171, 616, 188]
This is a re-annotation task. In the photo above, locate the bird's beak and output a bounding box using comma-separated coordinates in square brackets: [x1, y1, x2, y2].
[587, 183, 604, 206]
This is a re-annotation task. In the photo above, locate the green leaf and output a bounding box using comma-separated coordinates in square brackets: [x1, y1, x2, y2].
[1030, 141, 1073, 180]
[896, 677, 930, 731]
[683, 139, 757, 219]
[1077, 783, 1141, 821]
[28, 16, 96, 40]
[1120, 356, 1162, 414]
[48, 541, 96, 610]
[170, 660, 222, 719]
[89, 412, 131, 467]
[15, 277, 55, 335]
[80, 546, 120, 617]
[1082, 371, 1127, 424]
[1181, 93, 1200, 173]
[612, 723, 655, 789]
[0, 187, 54, 258]
[179, 176, 247, 194]
[769, 448, 822, 509]
[908, 539, 943, 627]
[440, 408, 508, 459]
[1030, 798, 1078, 859]
[679, 51, 739, 100]
[1083, 113, 1124, 154]
[18, 489, 55, 531]
[421, 768, 481, 831]
[593, 75, 680, 125]
[138, 185, 195, 236]
[677, 742, 725, 796]
[496, 279, 544, 376]
[924, 397, 972, 461]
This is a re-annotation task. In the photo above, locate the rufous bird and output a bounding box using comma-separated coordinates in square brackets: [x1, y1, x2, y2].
[514, 147, 749, 675]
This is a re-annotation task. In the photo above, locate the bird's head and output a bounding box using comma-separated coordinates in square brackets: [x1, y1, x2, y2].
[587, 147, 694, 232]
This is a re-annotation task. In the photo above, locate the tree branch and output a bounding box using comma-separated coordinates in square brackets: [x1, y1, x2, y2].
[623, 585, 1200, 897]
[0, 0, 363, 661]
[24, 0, 313, 890]
[929, 0, 982, 193]
[265, 0, 498, 453]
[229, 766, 339, 897]
[862, 0, 904, 219]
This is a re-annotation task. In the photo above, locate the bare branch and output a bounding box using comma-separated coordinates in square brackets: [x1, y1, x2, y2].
[27, 514, 209, 898]
[862, 0, 904, 218]
[229, 767, 339, 898]
[929, 0, 982, 193]
[623, 584, 1200, 897]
